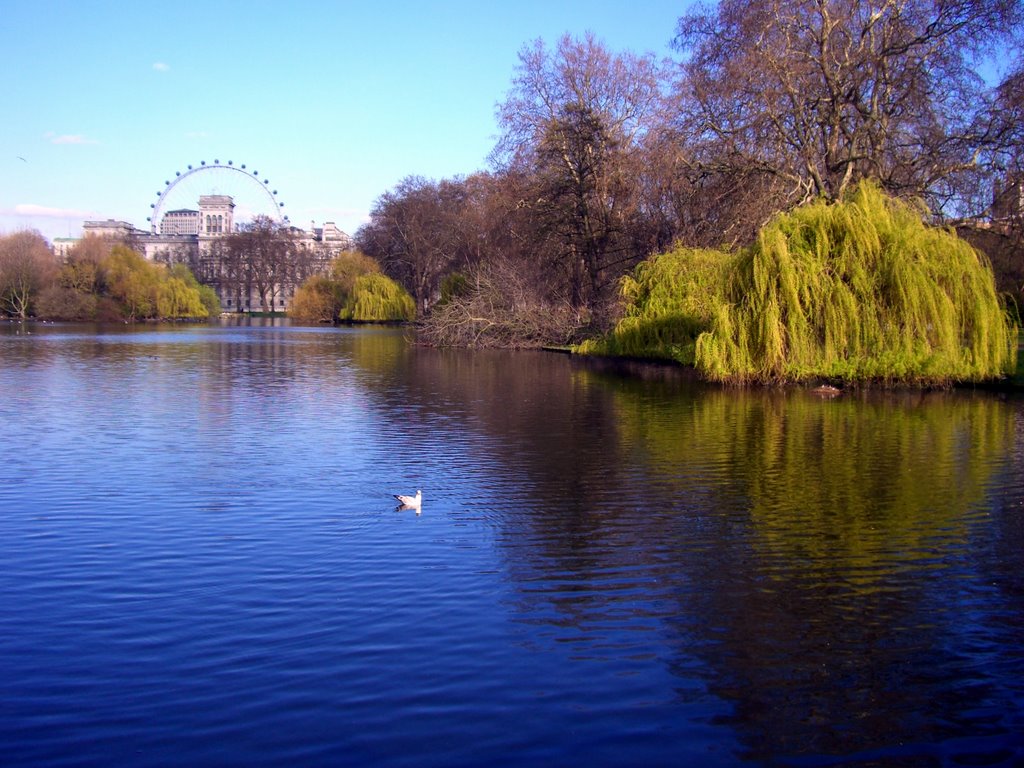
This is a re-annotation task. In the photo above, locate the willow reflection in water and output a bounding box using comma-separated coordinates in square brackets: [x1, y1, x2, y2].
[400, 346, 1023, 763]
[508, 373, 1023, 765]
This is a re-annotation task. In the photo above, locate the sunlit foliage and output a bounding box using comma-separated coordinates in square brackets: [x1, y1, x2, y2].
[290, 250, 415, 323]
[169, 263, 220, 317]
[582, 183, 1017, 385]
[289, 275, 347, 323]
[119, 248, 208, 319]
[576, 247, 732, 363]
[36, 244, 212, 321]
[328, 250, 381, 292]
[340, 273, 415, 322]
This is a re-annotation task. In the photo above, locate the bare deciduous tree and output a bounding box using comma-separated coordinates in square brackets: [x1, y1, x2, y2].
[0, 230, 57, 318]
[219, 216, 300, 313]
[495, 33, 665, 315]
[673, 0, 1021, 211]
[357, 176, 471, 312]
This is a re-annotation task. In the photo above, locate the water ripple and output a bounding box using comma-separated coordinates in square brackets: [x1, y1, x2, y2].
[1, 324, 1022, 766]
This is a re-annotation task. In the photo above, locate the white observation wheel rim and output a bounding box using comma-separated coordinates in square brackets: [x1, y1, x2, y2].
[149, 161, 285, 233]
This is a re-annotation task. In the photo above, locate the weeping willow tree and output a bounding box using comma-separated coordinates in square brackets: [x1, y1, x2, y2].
[576, 247, 731, 364]
[697, 183, 1017, 384]
[168, 263, 220, 317]
[290, 251, 415, 324]
[102, 245, 212, 321]
[583, 182, 1017, 385]
[340, 272, 415, 322]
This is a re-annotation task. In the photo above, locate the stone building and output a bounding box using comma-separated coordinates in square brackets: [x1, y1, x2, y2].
[160, 209, 200, 235]
[82, 219, 142, 240]
[199, 195, 234, 235]
[63, 195, 353, 314]
[993, 178, 1024, 222]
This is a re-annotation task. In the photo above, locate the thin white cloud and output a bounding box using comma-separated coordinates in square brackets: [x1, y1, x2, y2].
[153, 61, 170, 72]
[44, 131, 99, 146]
[185, 130, 209, 139]
[8, 204, 99, 219]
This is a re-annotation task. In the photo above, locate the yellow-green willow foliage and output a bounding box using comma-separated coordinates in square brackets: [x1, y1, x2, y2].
[155, 276, 208, 319]
[102, 245, 211, 320]
[577, 247, 732, 364]
[584, 182, 1017, 384]
[291, 251, 414, 324]
[169, 263, 221, 317]
[606, 384, 1015, 588]
[340, 273, 415, 322]
[698, 183, 1017, 383]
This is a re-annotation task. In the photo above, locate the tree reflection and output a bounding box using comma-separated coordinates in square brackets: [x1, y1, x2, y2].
[614, 388, 1013, 580]
[606, 384, 1021, 762]
[376, 343, 1022, 763]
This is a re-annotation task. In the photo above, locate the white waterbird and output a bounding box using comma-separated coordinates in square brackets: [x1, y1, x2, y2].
[394, 490, 422, 510]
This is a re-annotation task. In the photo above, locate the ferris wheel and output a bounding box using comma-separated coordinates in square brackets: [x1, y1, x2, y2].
[147, 160, 288, 234]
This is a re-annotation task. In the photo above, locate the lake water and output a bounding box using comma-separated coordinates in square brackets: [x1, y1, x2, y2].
[1, 320, 1022, 767]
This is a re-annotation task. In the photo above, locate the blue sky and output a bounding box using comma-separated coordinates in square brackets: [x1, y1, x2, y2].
[2, 1, 690, 242]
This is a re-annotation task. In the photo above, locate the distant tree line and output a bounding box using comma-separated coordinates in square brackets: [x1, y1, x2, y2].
[0, 231, 218, 321]
[0, 222, 412, 325]
[357, 0, 1024, 347]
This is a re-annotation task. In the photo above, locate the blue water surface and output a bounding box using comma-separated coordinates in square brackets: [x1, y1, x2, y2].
[1, 321, 1022, 766]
